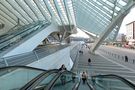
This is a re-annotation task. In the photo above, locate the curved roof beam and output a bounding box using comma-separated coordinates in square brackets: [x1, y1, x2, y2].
[0, 15, 15, 25]
[71, 0, 77, 26]
[53, 0, 68, 41]
[15, 0, 36, 22]
[63, 0, 72, 29]
[43, 0, 61, 24]
[6, 0, 32, 24]
[67, 0, 76, 26]
[23, 0, 44, 21]
[111, 0, 118, 21]
[42, 0, 53, 17]
[53, 0, 67, 25]
[37, 0, 51, 20]
[0, 18, 5, 23]
[0, 8, 17, 24]
[91, 0, 135, 52]
[2, 0, 28, 24]
[0, 2, 25, 25]
[33, 0, 49, 21]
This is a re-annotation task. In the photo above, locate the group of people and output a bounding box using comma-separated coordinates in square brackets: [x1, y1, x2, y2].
[81, 71, 88, 84]
[59, 64, 67, 85]
[58, 64, 90, 85]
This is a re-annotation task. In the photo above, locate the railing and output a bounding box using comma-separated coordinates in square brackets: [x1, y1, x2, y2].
[46, 70, 76, 90]
[87, 80, 94, 90]
[70, 42, 82, 71]
[0, 21, 50, 52]
[91, 74, 135, 90]
[99, 48, 135, 64]
[72, 79, 81, 90]
[0, 66, 47, 90]
[70, 42, 80, 62]
[20, 69, 59, 90]
[0, 45, 69, 67]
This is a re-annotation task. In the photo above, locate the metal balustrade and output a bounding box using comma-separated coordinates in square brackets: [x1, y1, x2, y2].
[99, 48, 135, 64]
[0, 44, 69, 68]
[0, 21, 50, 52]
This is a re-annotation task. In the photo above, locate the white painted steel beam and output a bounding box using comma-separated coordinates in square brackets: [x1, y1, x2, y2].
[91, 1, 135, 52]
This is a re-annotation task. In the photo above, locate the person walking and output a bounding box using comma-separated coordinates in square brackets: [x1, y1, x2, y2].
[81, 72, 87, 84]
[125, 56, 128, 62]
[88, 58, 91, 65]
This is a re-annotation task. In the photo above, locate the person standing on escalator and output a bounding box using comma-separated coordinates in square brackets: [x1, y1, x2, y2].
[59, 64, 67, 85]
[59, 64, 67, 71]
[60, 74, 66, 85]
[81, 72, 87, 84]
[88, 58, 91, 65]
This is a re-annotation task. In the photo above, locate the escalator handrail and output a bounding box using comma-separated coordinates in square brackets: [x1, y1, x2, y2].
[0, 21, 49, 47]
[72, 78, 81, 90]
[47, 70, 76, 90]
[86, 80, 94, 90]
[91, 74, 135, 89]
[20, 69, 59, 90]
[0, 65, 46, 72]
[0, 23, 41, 44]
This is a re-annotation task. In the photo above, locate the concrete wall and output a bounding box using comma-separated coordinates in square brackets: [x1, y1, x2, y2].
[28, 46, 73, 70]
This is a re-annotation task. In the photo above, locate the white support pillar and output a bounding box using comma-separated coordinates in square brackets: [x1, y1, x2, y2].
[91, 1, 135, 52]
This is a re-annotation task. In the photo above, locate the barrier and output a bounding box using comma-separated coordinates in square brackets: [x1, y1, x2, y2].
[99, 49, 135, 64]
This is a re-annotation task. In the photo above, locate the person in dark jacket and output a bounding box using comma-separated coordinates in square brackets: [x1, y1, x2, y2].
[81, 72, 87, 84]
[88, 58, 91, 65]
[59, 64, 67, 71]
[125, 56, 128, 62]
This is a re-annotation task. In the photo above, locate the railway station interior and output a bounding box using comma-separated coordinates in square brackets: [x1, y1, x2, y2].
[0, 0, 135, 90]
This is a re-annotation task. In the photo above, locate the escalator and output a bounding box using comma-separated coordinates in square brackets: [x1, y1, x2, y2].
[21, 70, 77, 90]
[0, 66, 47, 90]
[72, 78, 93, 90]
[90, 74, 135, 90]
[47, 70, 77, 90]
[1, 66, 135, 90]
[21, 69, 59, 90]
[22, 72, 135, 90]
[21, 70, 92, 90]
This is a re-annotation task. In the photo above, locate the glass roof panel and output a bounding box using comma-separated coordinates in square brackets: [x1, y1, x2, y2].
[0, 0, 131, 41]
[73, 0, 130, 35]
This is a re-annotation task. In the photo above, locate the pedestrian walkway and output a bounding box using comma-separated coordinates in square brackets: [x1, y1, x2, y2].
[97, 46, 135, 72]
[72, 45, 135, 84]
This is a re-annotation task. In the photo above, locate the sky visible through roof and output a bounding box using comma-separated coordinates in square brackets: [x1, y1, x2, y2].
[72, 7, 135, 38]
[119, 7, 135, 34]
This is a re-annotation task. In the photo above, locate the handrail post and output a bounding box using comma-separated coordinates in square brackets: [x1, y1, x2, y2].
[3, 58, 9, 66]
[33, 51, 39, 61]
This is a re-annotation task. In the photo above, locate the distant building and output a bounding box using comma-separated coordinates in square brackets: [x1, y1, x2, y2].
[126, 21, 135, 40]
[116, 33, 126, 42]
